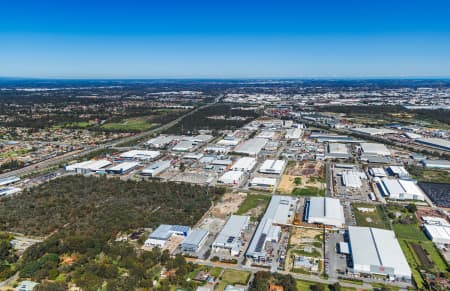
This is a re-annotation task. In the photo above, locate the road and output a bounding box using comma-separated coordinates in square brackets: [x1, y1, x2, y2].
[0, 102, 214, 180]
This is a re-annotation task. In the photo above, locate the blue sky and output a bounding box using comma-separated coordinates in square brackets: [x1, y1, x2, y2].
[1, 0, 450, 78]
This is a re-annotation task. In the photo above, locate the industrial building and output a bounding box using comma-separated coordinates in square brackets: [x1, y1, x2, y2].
[212, 215, 250, 256]
[387, 166, 409, 178]
[351, 127, 397, 136]
[341, 170, 367, 188]
[348, 226, 411, 280]
[106, 161, 140, 174]
[172, 140, 195, 152]
[144, 224, 191, 248]
[120, 150, 160, 161]
[217, 137, 241, 147]
[360, 143, 391, 157]
[233, 138, 268, 156]
[257, 130, 276, 140]
[65, 159, 112, 174]
[141, 160, 171, 177]
[285, 128, 303, 140]
[231, 157, 257, 172]
[424, 224, 450, 244]
[0, 176, 20, 186]
[218, 170, 244, 185]
[246, 195, 294, 260]
[180, 228, 209, 252]
[377, 178, 425, 201]
[146, 135, 176, 148]
[326, 143, 351, 159]
[0, 187, 22, 196]
[305, 197, 345, 227]
[258, 159, 286, 175]
[249, 177, 277, 189]
[369, 167, 387, 177]
[416, 137, 450, 152]
[422, 159, 450, 169]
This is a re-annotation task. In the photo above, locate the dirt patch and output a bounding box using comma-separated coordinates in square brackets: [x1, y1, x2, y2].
[210, 192, 246, 219]
[284, 161, 323, 177]
[410, 242, 433, 269]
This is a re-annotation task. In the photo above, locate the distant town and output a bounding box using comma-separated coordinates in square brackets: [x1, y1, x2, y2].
[0, 79, 449, 291]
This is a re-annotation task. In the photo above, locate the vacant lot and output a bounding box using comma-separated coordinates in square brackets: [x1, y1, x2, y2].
[408, 165, 450, 184]
[410, 242, 433, 268]
[216, 269, 251, 291]
[101, 117, 153, 132]
[278, 161, 325, 195]
[352, 203, 390, 229]
[291, 186, 325, 197]
[235, 193, 271, 220]
[392, 224, 428, 241]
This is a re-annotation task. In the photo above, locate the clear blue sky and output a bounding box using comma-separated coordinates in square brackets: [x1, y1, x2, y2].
[1, 0, 450, 78]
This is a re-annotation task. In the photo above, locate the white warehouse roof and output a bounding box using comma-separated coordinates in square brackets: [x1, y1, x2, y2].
[285, 128, 302, 140]
[232, 157, 257, 172]
[66, 159, 112, 172]
[219, 171, 244, 185]
[234, 138, 268, 156]
[306, 197, 345, 228]
[249, 177, 277, 188]
[259, 159, 286, 175]
[377, 178, 425, 201]
[360, 143, 391, 156]
[424, 224, 450, 244]
[348, 226, 411, 280]
[120, 150, 160, 160]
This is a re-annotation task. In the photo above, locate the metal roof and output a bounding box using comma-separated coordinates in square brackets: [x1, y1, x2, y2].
[181, 228, 209, 247]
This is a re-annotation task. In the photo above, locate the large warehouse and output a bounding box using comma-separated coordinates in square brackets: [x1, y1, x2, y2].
[416, 137, 450, 152]
[360, 143, 391, 157]
[285, 128, 303, 140]
[180, 228, 209, 252]
[305, 197, 345, 227]
[106, 161, 140, 174]
[65, 159, 112, 174]
[341, 170, 367, 188]
[231, 157, 257, 172]
[233, 138, 268, 156]
[377, 178, 425, 201]
[326, 143, 351, 159]
[348, 226, 411, 280]
[246, 195, 294, 260]
[144, 224, 191, 248]
[212, 215, 249, 256]
[249, 177, 277, 189]
[218, 170, 244, 185]
[141, 160, 171, 177]
[258, 159, 286, 175]
[120, 150, 160, 161]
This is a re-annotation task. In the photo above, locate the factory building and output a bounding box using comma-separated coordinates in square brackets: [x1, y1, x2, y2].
[416, 138, 450, 152]
[351, 127, 397, 136]
[146, 135, 176, 148]
[360, 143, 391, 157]
[285, 128, 303, 140]
[65, 159, 112, 174]
[217, 137, 241, 147]
[422, 159, 450, 169]
[231, 157, 257, 172]
[172, 140, 195, 152]
[257, 130, 276, 140]
[305, 197, 345, 228]
[387, 166, 409, 178]
[218, 171, 244, 185]
[249, 177, 277, 189]
[144, 225, 191, 248]
[246, 195, 294, 260]
[0, 176, 20, 186]
[212, 215, 250, 256]
[234, 138, 268, 156]
[377, 178, 425, 201]
[120, 150, 160, 161]
[326, 143, 351, 159]
[258, 159, 286, 175]
[180, 228, 209, 252]
[341, 171, 367, 188]
[0, 187, 22, 196]
[141, 160, 171, 177]
[369, 167, 387, 177]
[348, 226, 411, 280]
[424, 224, 450, 245]
[106, 161, 140, 174]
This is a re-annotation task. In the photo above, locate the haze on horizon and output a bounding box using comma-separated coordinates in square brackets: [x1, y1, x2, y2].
[1, 0, 450, 79]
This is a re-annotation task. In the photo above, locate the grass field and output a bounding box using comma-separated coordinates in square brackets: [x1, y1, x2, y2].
[296, 279, 330, 291]
[392, 224, 428, 241]
[408, 165, 450, 184]
[235, 193, 271, 217]
[216, 269, 251, 291]
[210, 267, 223, 277]
[62, 121, 93, 129]
[352, 203, 390, 229]
[101, 117, 153, 132]
[291, 186, 325, 197]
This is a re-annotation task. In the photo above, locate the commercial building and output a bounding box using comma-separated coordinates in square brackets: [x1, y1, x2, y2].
[212, 215, 250, 256]
[326, 143, 351, 159]
[387, 166, 409, 178]
[258, 159, 286, 175]
[249, 177, 277, 189]
[234, 138, 268, 156]
[217, 137, 241, 147]
[231, 157, 257, 172]
[144, 224, 191, 248]
[246, 195, 294, 260]
[65, 159, 112, 174]
[146, 135, 176, 148]
[305, 197, 345, 228]
[377, 178, 425, 201]
[360, 143, 391, 157]
[351, 127, 397, 136]
[285, 128, 303, 140]
[416, 138, 450, 152]
[180, 228, 209, 252]
[341, 171, 367, 188]
[120, 150, 160, 161]
[424, 224, 450, 244]
[141, 160, 171, 177]
[172, 140, 195, 152]
[218, 171, 244, 185]
[369, 168, 387, 177]
[422, 159, 450, 169]
[348, 226, 411, 280]
[106, 161, 140, 174]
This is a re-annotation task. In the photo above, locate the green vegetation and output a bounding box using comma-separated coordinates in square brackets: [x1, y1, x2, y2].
[294, 177, 302, 185]
[235, 193, 271, 219]
[392, 224, 428, 241]
[407, 165, 450, 184]
[352, 203, 390, 229]
[252, 271, 296, 291]
[57, 121, 93, 129]
[216, 269, 251, 291]
[292, 186, 325, 197]
[291, 249, 321, 258]
[0, 232, 17, 280]
[210, 267, 223, 277]
[101, 117, 153, 132]
[0, 176, 223, 289]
